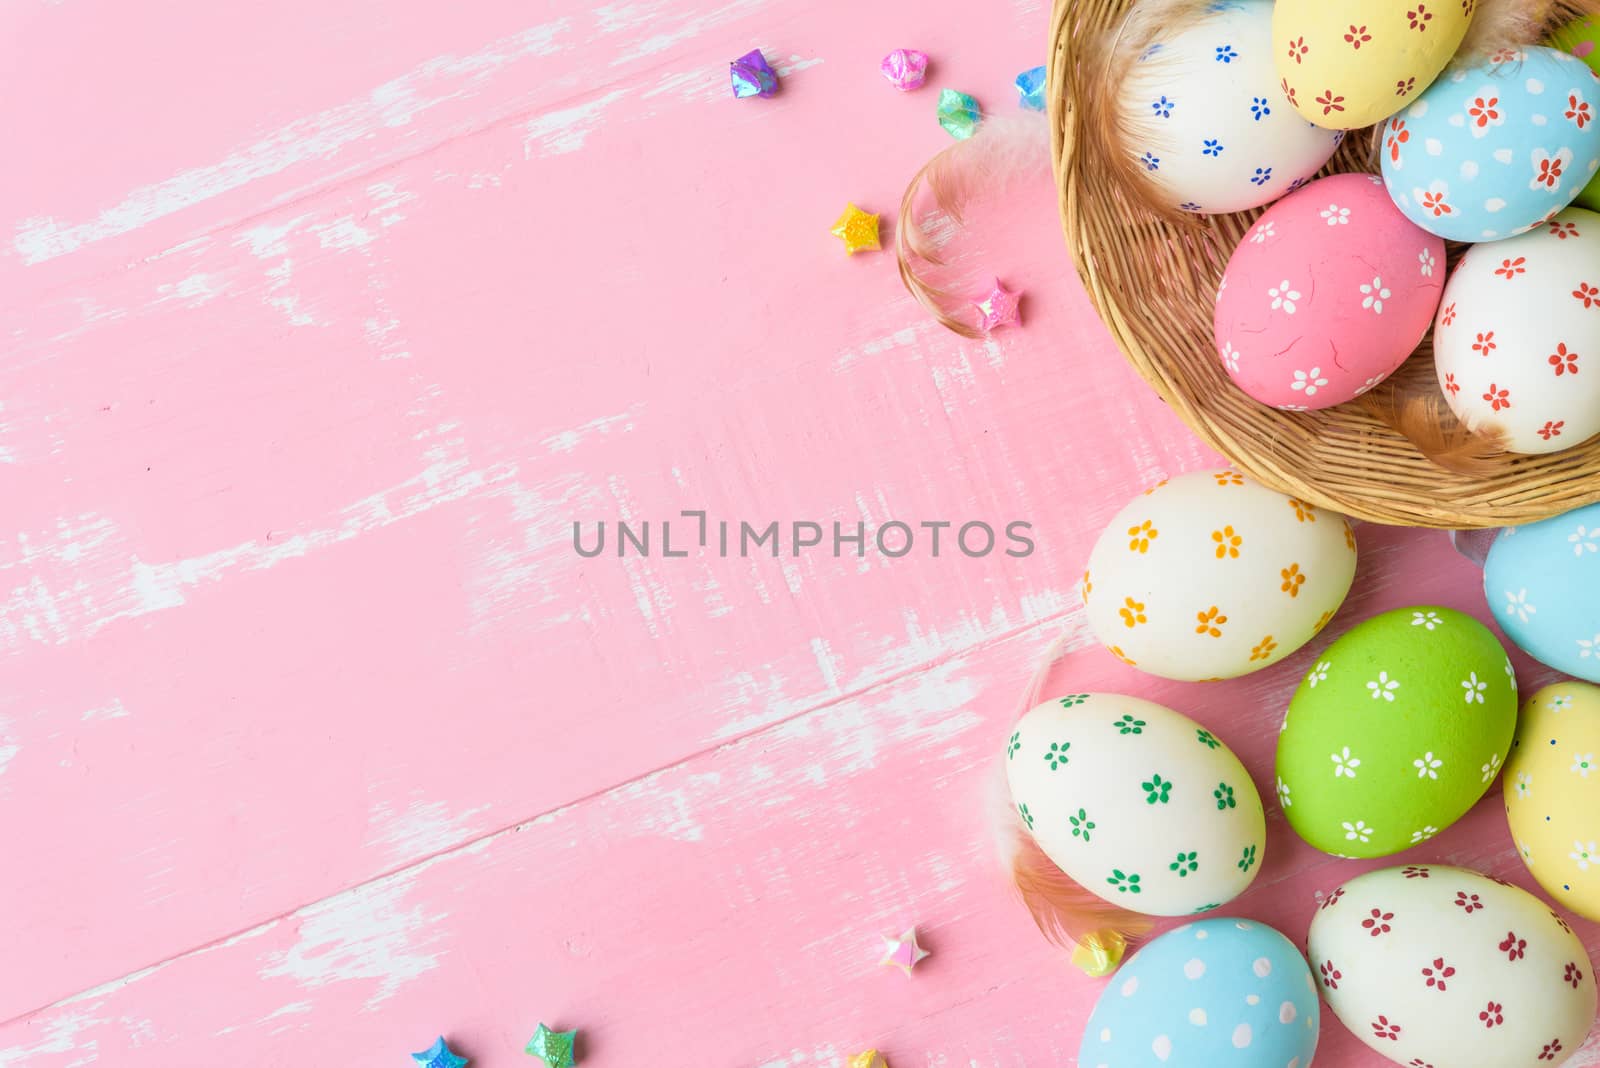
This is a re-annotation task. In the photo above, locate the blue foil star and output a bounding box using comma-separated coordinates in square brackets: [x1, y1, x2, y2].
[1015, 65, 1047, 111]
[412, 1037, 468, 1068]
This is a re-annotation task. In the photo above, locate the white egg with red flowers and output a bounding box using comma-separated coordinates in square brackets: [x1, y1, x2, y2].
[1434, 207, 1600, 453]
[1308, 866, 1596, 1067]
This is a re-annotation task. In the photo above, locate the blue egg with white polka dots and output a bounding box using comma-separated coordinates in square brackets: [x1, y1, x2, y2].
[1381, 47, 1600, 243]
[1485, 501, 1600, 683]
[1078, 918, 1319, 1067]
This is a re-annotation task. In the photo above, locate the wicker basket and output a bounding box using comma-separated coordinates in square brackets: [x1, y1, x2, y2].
[1047, 0, 1600, 528]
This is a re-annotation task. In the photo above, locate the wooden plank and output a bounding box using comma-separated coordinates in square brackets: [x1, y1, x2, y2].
[2, 526, 1588, 1066]
[1, 0, 1218, 1018]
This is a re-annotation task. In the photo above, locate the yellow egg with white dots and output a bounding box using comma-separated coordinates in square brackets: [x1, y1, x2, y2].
[1273, 0, 1472, 129]
[1505, 681, 1600, 922]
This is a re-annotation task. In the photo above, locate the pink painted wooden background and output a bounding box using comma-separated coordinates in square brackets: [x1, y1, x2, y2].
[1, 0, 1593, 1064]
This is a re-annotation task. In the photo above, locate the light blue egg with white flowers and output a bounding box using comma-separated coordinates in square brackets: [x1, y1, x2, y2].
[1381, 46, 1600, 242]
[1078, 918, 1319, 1067]
[1485, 502, 1600, 682]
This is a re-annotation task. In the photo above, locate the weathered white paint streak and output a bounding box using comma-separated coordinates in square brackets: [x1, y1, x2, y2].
[523, 90, 628, 158]
[12, 23, 570, 264]
[0, 1008, 103, 1067]
[366, 799, 491, 865]
[257, 872, 447, 1011]
[0, 437, 521, 651]
[604, 0, 769, 65]
[80, 699, 130, 723]
[712, 592, 1077, 741]
[541, 407, 636, 454]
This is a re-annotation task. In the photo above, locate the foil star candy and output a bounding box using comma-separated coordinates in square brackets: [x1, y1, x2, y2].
[1015, 65, 1047, 111]
[975, 279, 1022, 332]
[412, 1037, 469, 1068]
[1070, 930, 1128, 978]
[936, 89, 981, 139]
[730, 49, 779, 98]
[526, 1023, 578, 1067]
[849, 1051, 889, 1068]
[880, 49, 929, 91]
[878, 927, 930, 976]
[831, 203, 882, 255]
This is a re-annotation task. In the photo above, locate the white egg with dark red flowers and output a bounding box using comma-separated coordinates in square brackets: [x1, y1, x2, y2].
[1215, 173, 1445, 409]
[1118, 0, 1341, 214]
[1309, 866, 1596, 1067]
[1083, 470, 1358, 681]
[1484, 501, 1600, 681]
[1381, 47, 1600, 243]
[1006, 695, 1265, 917]
[1079, 918, 1320, 1067]
[1434, 208, 1600, 454]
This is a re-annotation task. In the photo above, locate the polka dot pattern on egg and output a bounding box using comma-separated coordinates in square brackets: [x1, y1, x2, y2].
[1381, 47, 1600, 242]
[1485, 503, 1600, 677]
[1079, 918, 1320, 1066]
[1505, 682, 1600, 921]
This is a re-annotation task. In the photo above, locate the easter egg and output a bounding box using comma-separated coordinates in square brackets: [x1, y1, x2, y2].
[1433, 209, 1600, 454]
[1506, 682, 1600, 922]
[1276, 606, 1517, 857]
[1550, 17, 1600, 211]
[1083, 469, 1358, 682]
[1485, 502, 1600, 680]
[1274, 0, 1471, 130]
[1119, 0, 1341, 214]
[1380, 47, 1600, 243]
[1308, 865, 1596, 1068]
[1006, 694, 1266, 916]
[1079, 917, 1320, 1067]
[1214, 173, 1445, 409]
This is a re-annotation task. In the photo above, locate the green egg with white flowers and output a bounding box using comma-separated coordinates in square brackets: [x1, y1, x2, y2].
[1275, 606, 1517, 858]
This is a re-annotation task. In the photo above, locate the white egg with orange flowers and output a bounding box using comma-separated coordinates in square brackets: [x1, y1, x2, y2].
[1082, 470, 1358, 681]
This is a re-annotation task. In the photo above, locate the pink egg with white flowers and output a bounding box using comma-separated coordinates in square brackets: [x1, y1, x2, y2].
[1213, 173, 1445, 410]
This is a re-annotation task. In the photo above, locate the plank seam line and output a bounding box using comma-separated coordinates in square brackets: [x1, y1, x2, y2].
[5, 606, 1075, 1025]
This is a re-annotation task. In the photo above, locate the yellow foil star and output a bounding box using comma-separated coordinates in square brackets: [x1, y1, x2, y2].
[831, 203, 882, 255]
[849, 1051, 889, 1068]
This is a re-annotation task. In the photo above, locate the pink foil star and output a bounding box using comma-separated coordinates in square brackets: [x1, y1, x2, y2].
[975, 279, 1021, 332]
[880, 49, 930, 91]
[879, 927, 931, 976]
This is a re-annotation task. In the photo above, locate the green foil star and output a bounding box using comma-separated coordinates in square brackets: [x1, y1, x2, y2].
[526, 1023, 578, 1067]
[937, 88, 982, 139]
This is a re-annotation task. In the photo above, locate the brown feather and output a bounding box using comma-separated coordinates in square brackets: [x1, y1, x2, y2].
[895, 116, 1049, 338]
[1460, 0, 1564, 57]
[1360, 378, 1511, 477]
[1008, 810, 1153, 950]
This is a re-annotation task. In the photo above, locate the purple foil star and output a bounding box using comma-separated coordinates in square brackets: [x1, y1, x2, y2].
[975, 279, 1022, 332]
[881, 49, 929, 91]
[730, 49, 779, 99]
